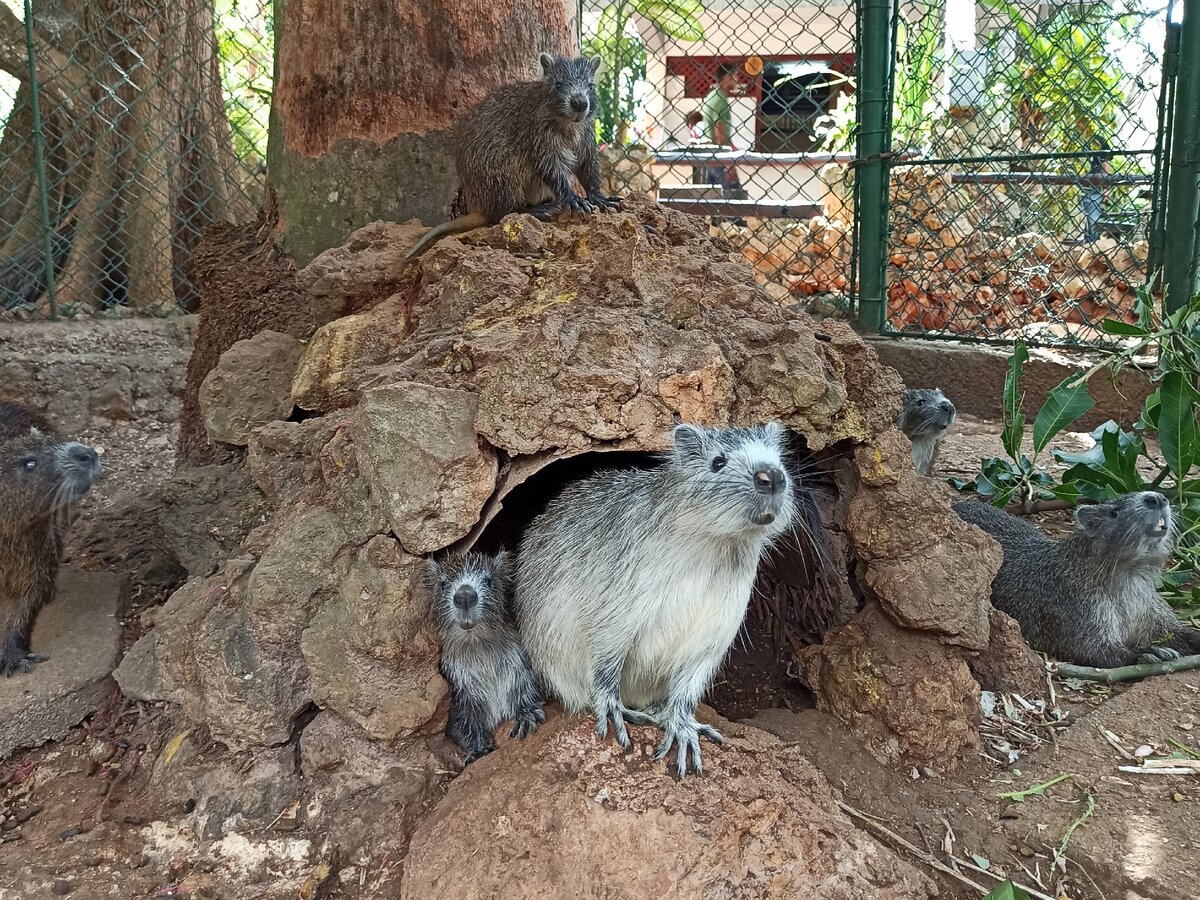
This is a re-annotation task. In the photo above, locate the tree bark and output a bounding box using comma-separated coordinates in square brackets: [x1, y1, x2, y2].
[0, 0, 253, 313]
[268, 0, 578, 265]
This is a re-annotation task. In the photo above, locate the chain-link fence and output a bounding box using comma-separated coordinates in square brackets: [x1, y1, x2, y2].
[584, 0, 860, 318]
[587, 0, 1197, 348]
[3, 0, 1197, 341]
[0, 0, 271, 319]
[881, 0, 1173, 348]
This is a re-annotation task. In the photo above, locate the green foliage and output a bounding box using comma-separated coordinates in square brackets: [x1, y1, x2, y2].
[585, 0, 703, 145]
[982, 883, 1031, 900]
[956, 290, 1200, 604]
[814, 2, 943, 154]
[215, 0, 274, 170]
[978, 0, 1128, 162]
[892, 4, 943, 151]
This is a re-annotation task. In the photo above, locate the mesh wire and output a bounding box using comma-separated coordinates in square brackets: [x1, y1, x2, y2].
[883, 0, 1170, 348]
[0, 0, 1182, 340]
[583, 0, 1176, 346]
[0, 0, 271, 319]
[582, 0, 859, 318]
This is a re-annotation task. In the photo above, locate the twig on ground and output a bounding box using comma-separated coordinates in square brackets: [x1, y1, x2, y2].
[836, 801, 1057, 899]
[1006, 497, 1093, 516]
[1051, 653, 1200, 683]
[836, 801, 987, 894]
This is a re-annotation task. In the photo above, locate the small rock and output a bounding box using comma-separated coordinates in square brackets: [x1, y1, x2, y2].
[51, 879, 72, 895]
[199, 331, 305, 445]
[13, 805, 42, 825]
[58, 825, 84, 841]
[123, 814, 145, 826]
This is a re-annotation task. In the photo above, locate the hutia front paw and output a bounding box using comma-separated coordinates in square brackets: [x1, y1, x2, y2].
[510, 706, 546, 739]
[654, 720, 723, 778]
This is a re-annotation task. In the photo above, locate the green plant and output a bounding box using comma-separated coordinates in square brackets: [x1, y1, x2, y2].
[892, 2, 943, 151]
[954, 289, 1200, 605]
[982, 881, 1032, 900]
[813, 3, 943, 154]
[215, 0, 274, 168]
[585, 0, 703, 145]
[978, 0, 1129, 163]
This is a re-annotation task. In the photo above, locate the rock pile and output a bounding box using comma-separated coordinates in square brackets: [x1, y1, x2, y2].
[114, 193, 1037, 872]
[721, 164, 1149, 343]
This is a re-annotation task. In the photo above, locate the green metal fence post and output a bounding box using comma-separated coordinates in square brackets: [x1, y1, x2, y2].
[23, 0, 58, 320]
[1163, 0, 1200, 312]
[853, 0, 894, 333]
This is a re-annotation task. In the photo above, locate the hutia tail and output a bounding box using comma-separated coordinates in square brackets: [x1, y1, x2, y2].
[404, 212, 490, 260]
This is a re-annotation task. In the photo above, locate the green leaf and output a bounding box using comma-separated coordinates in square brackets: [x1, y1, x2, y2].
[982, 879, 1032, 900]
[1033, 376, 1095, 455]
[630, 0, 705, 40]
[1100, 319, 1151, 337]
[1058, 422, 1146, 498]
[1002, 342, 1030, 461]
[596, 3, 624, 46]
[1158, 371, 1199, 480]
[998, 772, 1076, 802]
[1051, 482, 1083, 504]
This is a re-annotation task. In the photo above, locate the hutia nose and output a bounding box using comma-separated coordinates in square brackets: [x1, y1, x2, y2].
[453, 585, 478, 609]
[569, 95, 587, 113]
[69, 445, 99, 468]
[754, 468, 784, 495]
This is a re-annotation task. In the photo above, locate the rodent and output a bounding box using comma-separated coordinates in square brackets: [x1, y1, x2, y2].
[896, 388, 956, 476]
[405, 53, 616, 260]
[514, 422, 798, 777]
[0, 403, 101, 676]
[954, 491, 1200, 667]
[427, 550, 545, 763]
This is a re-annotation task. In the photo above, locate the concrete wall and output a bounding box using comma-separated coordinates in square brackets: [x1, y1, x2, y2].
[871, 336, 1155, 431]
[0, 318, 197, 435]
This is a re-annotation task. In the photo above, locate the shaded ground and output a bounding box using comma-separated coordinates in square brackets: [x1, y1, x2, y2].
[1, 389, 1197, 898]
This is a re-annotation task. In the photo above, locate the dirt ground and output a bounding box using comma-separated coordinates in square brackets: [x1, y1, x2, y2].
[1, 403, 1198, 899]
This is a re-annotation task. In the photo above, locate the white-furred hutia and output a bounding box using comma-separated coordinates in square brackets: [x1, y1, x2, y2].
[514, 422, 798, 777]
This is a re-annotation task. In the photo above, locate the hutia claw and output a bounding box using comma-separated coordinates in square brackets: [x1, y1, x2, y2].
[655, 720, 723, 778]
[594, 700, 659, 751]
[510, 710, 544, 739]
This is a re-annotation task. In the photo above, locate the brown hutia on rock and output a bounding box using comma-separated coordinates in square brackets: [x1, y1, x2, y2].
[116, 193, 1038, 891]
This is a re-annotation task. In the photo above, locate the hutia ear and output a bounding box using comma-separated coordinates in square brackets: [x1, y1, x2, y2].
[493, 549, 513, 581]
[539, 52, 555, 74]
[761, 421, 787, 445]
[1074, 504, 1106, 529]
[673, 423, 707, 459]
[588, 56, 602, 74]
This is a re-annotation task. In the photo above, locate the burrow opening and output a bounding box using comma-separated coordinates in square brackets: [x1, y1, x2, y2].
[470, 431, 855, 723]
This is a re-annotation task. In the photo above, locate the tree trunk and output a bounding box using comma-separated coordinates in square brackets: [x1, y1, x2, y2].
[0, 0, 252, 313]
[268, 0, 578, 265]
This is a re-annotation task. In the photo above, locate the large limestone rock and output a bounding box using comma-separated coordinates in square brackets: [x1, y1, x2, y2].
[133, 193, 1017, 781]
[401, 711, 938, 899]
[199, 330, 304, 445]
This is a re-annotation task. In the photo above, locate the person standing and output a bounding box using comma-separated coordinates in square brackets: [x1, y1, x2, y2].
[700, 63, 745, 198]
[1081, 134, 1112, 242]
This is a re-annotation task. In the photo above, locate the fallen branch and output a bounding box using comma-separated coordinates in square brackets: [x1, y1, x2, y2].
[836, 801, 1056, 900]
[1050, 653, 1200, 683]
[1005, 497, 1095, 516]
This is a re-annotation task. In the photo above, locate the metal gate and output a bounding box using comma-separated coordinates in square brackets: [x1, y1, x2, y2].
[865, 0, 1199, 349]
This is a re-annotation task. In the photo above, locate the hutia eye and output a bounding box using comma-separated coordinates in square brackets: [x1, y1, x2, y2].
[22, 458, 36, 470]
[711, 455, 727, 472]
